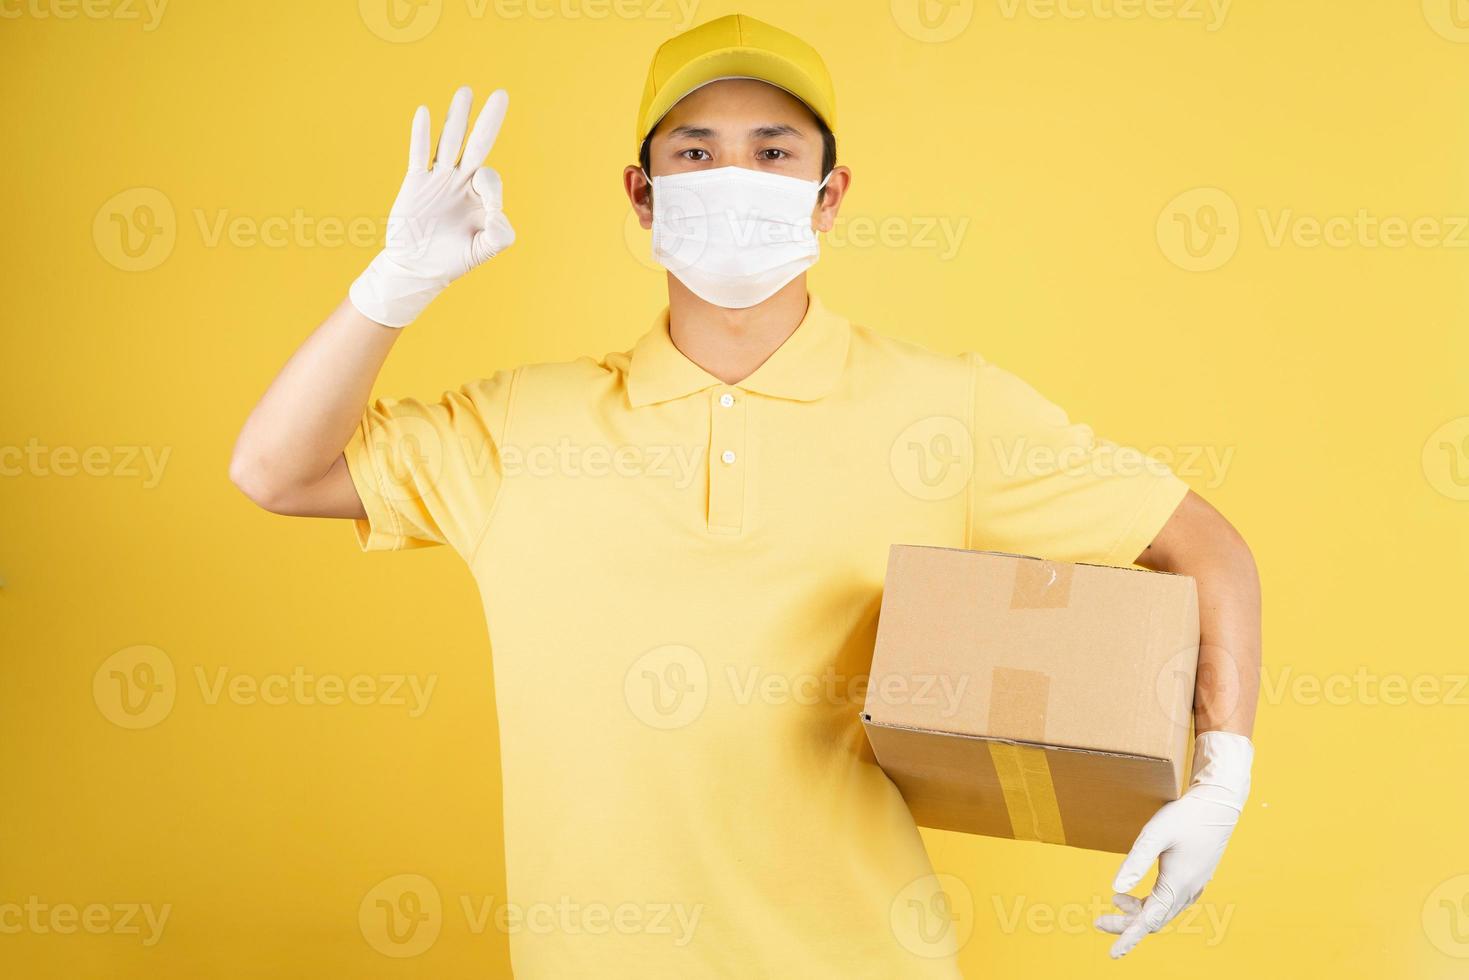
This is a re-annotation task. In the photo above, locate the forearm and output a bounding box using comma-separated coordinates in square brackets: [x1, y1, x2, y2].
[230, 297, 398, 506]
[1097, 493, 1259, 957]
[231, 87, 512, 519]
[1180, 538, 1260, 736]
[1137, 491, 1261, 737]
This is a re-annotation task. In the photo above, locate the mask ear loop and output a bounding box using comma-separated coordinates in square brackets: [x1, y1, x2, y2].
[814, 168, 835, 210]
[639, 167, 656, 214]
[815, 168, 836, 206]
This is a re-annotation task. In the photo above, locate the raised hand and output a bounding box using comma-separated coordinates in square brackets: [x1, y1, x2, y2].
[349, 86, 515, 328]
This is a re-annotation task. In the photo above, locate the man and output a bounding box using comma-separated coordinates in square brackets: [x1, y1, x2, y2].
[230, 14, 1260, 977]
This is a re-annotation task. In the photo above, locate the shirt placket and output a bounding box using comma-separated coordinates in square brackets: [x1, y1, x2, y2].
[706, 385, 746, 534]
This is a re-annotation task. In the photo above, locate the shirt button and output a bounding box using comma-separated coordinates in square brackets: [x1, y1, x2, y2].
[718, 393, 735, 408]
[720, 450, 737, 465]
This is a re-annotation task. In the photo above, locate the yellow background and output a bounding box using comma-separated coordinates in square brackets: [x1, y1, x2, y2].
[3, 0, 1467, 976]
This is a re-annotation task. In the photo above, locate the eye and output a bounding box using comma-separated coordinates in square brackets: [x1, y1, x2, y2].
[758, 148, 789, 161]
[680, 148, 711, 162]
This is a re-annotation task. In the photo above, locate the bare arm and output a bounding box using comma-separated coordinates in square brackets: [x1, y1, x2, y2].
[1135, 489, 1261, 736]
[229, 299, 397, 518]
[229, 85, 515, 521]
[1097, 489, 1260, 958]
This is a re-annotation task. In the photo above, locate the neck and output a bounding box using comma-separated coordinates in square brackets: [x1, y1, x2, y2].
[666, 275, 810, 385]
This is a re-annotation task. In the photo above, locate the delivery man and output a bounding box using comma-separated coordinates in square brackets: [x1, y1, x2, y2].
[230, 14, 1260, 977]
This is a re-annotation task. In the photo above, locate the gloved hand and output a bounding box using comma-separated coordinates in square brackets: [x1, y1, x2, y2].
[349, 85, 516, 328]
[1094, 730, 1254, 958]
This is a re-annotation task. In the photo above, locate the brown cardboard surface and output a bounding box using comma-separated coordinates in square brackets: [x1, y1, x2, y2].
[862, 545, 1200, 854]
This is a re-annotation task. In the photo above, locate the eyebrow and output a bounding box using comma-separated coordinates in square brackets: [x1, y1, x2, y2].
[666, 123, 807, 140]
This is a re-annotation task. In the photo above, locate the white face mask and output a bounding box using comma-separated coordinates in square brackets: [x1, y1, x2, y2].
[644, 166, 833, 309]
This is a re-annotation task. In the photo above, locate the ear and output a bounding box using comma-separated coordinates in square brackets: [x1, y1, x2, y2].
[812, 166, 851, 234]
[624, 165, 654, 230]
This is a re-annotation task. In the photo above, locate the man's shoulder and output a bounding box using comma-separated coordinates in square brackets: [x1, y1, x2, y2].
[484, 349, 633, 422]
[495, 348, 629, 392]
[842, 315, 976, 388]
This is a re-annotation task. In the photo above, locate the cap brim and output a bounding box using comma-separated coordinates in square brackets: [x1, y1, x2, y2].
[640, 48, 834, 146]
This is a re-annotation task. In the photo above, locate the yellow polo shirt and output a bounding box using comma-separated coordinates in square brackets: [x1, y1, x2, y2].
[344, 294, 1189, 978]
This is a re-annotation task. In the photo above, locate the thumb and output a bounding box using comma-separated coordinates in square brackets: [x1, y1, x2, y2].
[471, 166, 504, 211]
[468, 167, 514, 265]
[1108, 894, 1169, 959]
[1113, 832, 1167, 893]
[471, 212, 516, 266]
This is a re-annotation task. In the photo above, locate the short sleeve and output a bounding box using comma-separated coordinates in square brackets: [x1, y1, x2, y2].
[343, 367, 519, 557]
[965, 353, 1190, 567]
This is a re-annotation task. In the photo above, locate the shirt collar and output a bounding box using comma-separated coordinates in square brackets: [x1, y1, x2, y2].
[626, 294, 851, 408]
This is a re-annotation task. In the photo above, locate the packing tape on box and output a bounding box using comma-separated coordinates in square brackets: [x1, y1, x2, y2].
[1009, 558, 1073, 609]
[989, 665, 1066, 845]
[988, 742, 1066, 844]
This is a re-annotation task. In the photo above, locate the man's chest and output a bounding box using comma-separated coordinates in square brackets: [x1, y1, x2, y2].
[485, 388, 970, 549]
[470, 387, 973, 745]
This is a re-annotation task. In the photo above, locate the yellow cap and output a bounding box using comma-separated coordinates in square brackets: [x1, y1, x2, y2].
[635, 14, 836, 155]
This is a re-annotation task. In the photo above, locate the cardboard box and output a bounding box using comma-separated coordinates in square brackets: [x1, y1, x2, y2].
[861, 545, 1200, 853]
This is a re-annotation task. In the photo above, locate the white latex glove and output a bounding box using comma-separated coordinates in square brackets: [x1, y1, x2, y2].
[1094, 730, 1254, 958]
[349, 85, 516, 328]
